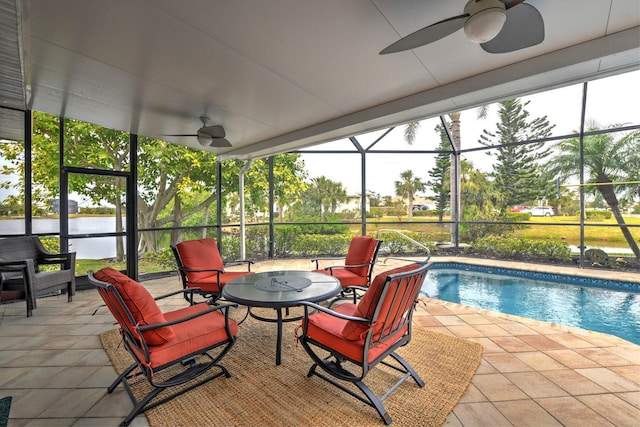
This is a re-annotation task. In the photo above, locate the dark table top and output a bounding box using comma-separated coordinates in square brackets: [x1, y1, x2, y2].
[221, 270, 341, 308]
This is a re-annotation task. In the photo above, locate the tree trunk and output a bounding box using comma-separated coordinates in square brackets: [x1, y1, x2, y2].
[170, 194, 182, 246]
[114, 192, 125, 262]
[598, 178, 640, 259]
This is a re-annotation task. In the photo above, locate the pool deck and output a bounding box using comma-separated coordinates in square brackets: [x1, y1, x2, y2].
[0, 256, 639, 426]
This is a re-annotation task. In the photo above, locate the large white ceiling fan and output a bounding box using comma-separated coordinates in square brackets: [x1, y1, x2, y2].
[165, 116, 231, 147]
[380, 0, 544, 55]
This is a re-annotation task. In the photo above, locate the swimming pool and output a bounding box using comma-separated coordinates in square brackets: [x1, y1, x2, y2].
[421, 263, 640, 345]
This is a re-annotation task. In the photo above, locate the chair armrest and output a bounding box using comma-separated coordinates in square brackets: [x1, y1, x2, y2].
[299, 301, 371, 323]
[153, 287, 201, 301]
[224, 259, 255, 271]
[180, 267, 224, 274]
[310, 256, 345, 269]
[39, 251, 76, 268]
[137, 302, 238, 331]
[0, 260, 28, 271]
[324, 262, 372, 272]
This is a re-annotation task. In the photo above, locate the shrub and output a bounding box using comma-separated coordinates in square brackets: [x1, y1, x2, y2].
[585, 210, 612, 221]
[471, 236, 572, 263]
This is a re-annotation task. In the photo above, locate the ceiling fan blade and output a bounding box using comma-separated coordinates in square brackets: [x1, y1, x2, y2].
[380, 14, 467, 54]
[209, 138, 232, 148]
[481, 3, 544, 53]
[199, 124, 226, 138]
[500, 0, 526, 9]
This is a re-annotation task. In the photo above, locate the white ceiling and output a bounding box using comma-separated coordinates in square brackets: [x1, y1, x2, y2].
[3, 0, 640, 159]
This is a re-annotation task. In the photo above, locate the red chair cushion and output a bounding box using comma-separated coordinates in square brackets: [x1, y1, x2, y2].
[306, 303, 403, 363]
[344, 236, 378, 277]
[93, 267, 175, 345]
[312, 268, 367, 288]
[129, 303, 238, 369]
[342, 263, 421, 340]
[176, 238, 224, 284]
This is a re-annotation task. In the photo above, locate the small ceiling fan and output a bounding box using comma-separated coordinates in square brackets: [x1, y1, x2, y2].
[165, 116, 231, 147]
[379, 0, 544, 55]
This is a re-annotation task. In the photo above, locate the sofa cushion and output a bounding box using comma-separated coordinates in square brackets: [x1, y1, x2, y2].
[93, 267, 175, 345]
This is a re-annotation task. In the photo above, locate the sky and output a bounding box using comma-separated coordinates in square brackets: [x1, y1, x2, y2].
[301, 70, 640, 198]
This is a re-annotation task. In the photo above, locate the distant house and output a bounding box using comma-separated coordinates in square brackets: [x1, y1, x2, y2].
[335, 195, 370, 213]
[51, 199, 79, 214]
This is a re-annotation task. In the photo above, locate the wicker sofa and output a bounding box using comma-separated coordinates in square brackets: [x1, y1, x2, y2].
[0, 236, 76, 316]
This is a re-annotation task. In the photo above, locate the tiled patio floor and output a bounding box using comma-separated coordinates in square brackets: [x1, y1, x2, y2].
[0, 257, 639, 426]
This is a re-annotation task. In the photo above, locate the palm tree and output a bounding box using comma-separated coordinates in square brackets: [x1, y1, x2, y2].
[546, 123, 640, 259]
[394, 170, 425, 221]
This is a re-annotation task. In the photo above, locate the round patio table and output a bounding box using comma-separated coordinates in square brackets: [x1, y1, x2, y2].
[222, 270, 341, 365]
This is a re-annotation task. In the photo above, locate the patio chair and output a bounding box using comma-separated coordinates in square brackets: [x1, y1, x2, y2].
[89, 267, 238, 426]
[297, 262, 429, 424]
[312, 236, 381, 303]
[171, 238, 255, 303]
[0, 236, 76, 317]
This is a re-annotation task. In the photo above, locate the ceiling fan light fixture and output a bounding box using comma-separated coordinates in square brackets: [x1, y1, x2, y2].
[197, 132, 212, 146]
[463, 0, 506, 43]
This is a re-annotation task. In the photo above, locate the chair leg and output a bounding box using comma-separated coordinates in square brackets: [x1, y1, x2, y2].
[354, 380, 393, 425]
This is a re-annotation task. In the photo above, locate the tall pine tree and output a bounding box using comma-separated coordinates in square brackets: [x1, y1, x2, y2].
[428, 124, 451, 221]
[479, 99, 555, 207]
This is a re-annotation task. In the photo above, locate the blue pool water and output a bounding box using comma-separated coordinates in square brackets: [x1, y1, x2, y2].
[421, 266, 640, 345]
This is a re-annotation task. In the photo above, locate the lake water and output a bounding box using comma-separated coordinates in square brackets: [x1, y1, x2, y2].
[0, 217, 124, 259]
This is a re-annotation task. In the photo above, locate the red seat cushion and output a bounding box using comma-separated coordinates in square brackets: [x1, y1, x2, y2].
[93, 267, 175, 345]
[176, 238, 254, 293]
[129, 303, 238, 369]
[341, 263, 421, 341]
[312, 268, 368, 287]
[305, 303, 403, 363]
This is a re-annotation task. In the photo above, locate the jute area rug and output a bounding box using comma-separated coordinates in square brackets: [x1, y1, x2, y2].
[100, 308, 483, 427]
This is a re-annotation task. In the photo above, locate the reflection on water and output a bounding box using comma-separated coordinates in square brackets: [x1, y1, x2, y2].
[0, 217, 124, 259]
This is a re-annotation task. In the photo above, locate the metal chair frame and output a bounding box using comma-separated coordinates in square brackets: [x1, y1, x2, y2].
[312, 237, 382, 304]
[89, 271, 237, 426]
[171, 241, 254, 303]
[298, 262, 429, 424]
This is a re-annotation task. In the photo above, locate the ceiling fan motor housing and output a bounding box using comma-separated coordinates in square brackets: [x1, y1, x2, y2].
[463, 0, 507, 43]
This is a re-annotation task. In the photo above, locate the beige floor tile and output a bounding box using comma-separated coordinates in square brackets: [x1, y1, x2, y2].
[536, 396, 615, 427]
[458, 383, 487, 403]
[505, 371, 568, 398]
[491, 336, 537, 353]
[434, 315, 467, 326]
[452, 402, 512, 426]
[544, 349, 601, 368]
[484, 353, 534, 373]
[575, 347, 636, 366]
[472, 323, 511, 337]
[514, 352, 567, 371]
[577, 394, 640, 426]
[456, 314, 489, 325]
[472, 373, 529, 401]
[540, 369, 608, 395]
[494, 400, 563, 426]
[499, 323, 539, 336]
[38, 388, 107, 418]
[575, 367, 640, 392]
[616, 390, 640, 408]
[546, 333, 596, 349]
[610, 365, 640, 384]
[467, 337, 506, 354]
[518, 334, 568, 351]
[445, 325, 485, 338]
